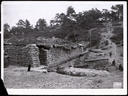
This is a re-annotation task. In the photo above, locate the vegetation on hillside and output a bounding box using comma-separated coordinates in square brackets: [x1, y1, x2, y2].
[4, 4, 123, 47]
[110, 26, 123, 45]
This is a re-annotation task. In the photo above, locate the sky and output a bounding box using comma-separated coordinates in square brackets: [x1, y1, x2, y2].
[2, 1, 124, 27]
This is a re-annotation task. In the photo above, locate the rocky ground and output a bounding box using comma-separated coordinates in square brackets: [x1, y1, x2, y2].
[4, 65, 123, 89]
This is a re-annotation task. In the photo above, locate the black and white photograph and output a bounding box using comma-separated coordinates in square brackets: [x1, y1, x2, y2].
[1, 1, 127, 95]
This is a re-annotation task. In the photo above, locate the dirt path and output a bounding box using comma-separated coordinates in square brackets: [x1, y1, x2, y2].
[100, 22, 119, 66]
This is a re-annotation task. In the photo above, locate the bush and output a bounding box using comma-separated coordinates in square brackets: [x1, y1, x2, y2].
[110, 27, 123, 44]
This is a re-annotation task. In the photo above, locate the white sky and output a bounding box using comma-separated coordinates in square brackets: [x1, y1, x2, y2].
[2, 1, 124, 27]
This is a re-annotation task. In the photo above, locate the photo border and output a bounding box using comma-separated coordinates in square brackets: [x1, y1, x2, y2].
[1, 0, 127, 95]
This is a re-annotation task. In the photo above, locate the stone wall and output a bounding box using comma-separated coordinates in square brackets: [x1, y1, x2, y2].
[84, 59, 109, 70]
[4, 42, 110, 72]
[4, 44, 25, 67]
[47, 49, 87, 72]
[22, 44, 40, 67]
[4, 44, 40, 67]
[47, 46, 82, 67]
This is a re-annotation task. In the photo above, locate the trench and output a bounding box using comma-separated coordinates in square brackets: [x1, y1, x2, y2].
[38, 46, 48, 66]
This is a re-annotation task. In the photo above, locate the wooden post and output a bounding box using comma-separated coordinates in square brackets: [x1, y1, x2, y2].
[27, 64, 31, 72]
[90, 30, 91, 48]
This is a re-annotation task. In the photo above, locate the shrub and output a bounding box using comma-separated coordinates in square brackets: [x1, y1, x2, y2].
[110, 27, 123, 44]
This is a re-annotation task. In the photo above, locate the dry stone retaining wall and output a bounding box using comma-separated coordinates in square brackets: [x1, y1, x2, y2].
[4, 44, 25, 67]
[22, 44, 40, 67]
[47, 46, 82, 66]
[4, 43, 110, 71]
[4, 44, 40, 67]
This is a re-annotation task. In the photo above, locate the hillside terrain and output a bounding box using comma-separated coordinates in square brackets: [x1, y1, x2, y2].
[3, 4, 124, 89]
[4, 21, 123, 69]
[4, 24, 124, 89]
